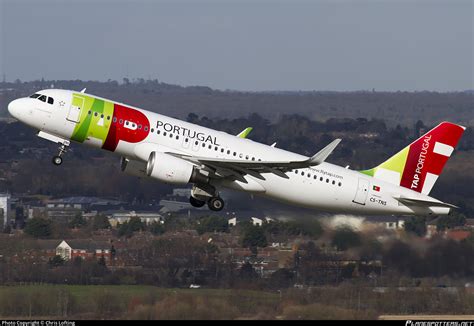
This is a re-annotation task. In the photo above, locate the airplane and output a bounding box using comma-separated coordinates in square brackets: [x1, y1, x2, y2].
[7, 89, 465, 215]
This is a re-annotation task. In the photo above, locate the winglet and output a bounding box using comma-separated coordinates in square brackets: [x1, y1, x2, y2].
[237, 127, 253, 138]
[80, 88, 87, 93]
[308, 139, 341, 165]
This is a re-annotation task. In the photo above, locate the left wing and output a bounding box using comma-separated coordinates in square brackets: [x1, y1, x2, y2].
[167, 139, 341, 182]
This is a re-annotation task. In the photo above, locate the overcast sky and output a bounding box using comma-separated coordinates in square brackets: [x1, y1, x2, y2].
[1, 0, 472, 91]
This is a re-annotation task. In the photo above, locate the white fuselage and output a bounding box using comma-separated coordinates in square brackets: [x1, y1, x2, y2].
[8, 89, 450, 216]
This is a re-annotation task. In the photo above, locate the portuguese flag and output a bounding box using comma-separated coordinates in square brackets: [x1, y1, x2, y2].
[373, 185, 380, 192]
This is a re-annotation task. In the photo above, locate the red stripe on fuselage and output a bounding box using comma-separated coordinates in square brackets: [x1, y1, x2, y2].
[102, 104, 150, 152]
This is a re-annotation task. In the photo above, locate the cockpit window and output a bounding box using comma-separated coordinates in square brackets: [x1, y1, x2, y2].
[47, 97, 54, 105]
[29, 94, 40, 99]
[38, 95, 47, 102]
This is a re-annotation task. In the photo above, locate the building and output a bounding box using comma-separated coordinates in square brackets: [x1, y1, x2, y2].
[366, 216, 405, 231]
[45, 196, 126, 211]
[105, 210, 165, 227]
[445, 229, 471, 242]
[228, 216, 265, 227]
[0, 193, 11, 228]
[56, 239, 113, 263]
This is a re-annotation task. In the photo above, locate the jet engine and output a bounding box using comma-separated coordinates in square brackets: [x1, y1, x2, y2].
[120, 157, 147, 178]
[146, 151, 209, 185]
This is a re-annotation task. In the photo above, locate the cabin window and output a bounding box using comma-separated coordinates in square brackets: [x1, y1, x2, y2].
[100, 114, 104, 118]
[301, 172, 304, 176]
[215, 146, 218, 151]
[233, 152, 237, 156]
[227, 150, 230, 155]
[163, 132, 167, 136]
[119, 119, 123, 124]
[202, 143, 206, 148]
[150, 128, 154, 133]
[169, 133, 172, 138]
[239, 153, 243, 158]
[195, 141, 199, 145]
[208, 145, 212, 149]
[320, 177, 323, 181]
[326, 179, 329, 183]
[113, 117, 117, 122]
[185, 138, 189, 143]
[332, 180, 336, 185]
[307, 174, 311, 178]
[144, 127, 149, 131]
[138, 124, 142, 129]
[94, 112, 98, 117]
[176, 135, 179, 140]
[338, 182, 342, 187]
[221, 148, 224, 153]
[157, 130, 160, 134]
[313, 175, 317, 179]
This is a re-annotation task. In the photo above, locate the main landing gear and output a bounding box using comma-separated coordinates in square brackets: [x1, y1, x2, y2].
[189, 195, 225, 211]
[190, 184, 225, 211]
[52, 143, 68, 166]
[207, 197, 224, 211]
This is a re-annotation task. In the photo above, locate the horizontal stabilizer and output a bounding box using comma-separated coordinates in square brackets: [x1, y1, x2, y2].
[393, 196, 458, 209]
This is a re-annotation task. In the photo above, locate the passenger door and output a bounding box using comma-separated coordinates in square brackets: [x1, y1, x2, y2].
[353, 178, 369, 205]
[67, 94, 84, 123]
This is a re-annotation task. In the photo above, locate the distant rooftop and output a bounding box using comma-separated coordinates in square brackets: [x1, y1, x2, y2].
[46, 196, 125, 205]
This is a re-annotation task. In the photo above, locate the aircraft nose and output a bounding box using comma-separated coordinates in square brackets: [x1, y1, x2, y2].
[8, 99, 22, 119]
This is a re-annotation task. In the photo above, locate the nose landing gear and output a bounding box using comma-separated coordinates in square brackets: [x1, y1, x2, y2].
[52, 143, 69, 166]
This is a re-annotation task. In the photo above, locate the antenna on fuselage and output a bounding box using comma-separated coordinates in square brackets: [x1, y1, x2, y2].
[80, 88, 87, 93]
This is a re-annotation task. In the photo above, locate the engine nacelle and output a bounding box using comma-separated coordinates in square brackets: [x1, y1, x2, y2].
[120, 157, 147, 178]
[146, 152, 209, 185]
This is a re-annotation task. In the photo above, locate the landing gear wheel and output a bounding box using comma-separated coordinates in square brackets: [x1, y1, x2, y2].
[208, 197, 224, 211]
[52, 156, 63, 166]
[190, 196, 205, 208]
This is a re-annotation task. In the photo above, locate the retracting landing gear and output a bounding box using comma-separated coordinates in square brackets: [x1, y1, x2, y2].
[207, 197, 224, 211]
[52, 142, 69, 166]
[189, 196, 205, 208]
[190, 184, 225, 211]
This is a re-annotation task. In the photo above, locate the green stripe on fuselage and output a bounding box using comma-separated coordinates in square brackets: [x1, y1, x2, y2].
[70, 94, 113, 145]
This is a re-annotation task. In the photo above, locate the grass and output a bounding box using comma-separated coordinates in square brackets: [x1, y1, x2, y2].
[0, 285, 281, 319]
